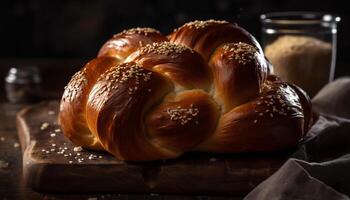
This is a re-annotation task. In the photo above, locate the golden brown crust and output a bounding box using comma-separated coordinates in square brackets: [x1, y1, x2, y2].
[59, 20, 313, 161]
[59, 57, 120, 150]
[209, 42, 268, 113]
[86, 62, 179, 160]
[145, 90, 220, 152]
[168, 20, 263, 61]
[197, 77, 304, 152]
[126, 42, 212, 90]
[98, 27, 168, 60]
[288, 83, 313, 136]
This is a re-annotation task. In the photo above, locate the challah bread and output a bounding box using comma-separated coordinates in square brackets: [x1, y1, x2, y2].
[59, 20, 313, 161]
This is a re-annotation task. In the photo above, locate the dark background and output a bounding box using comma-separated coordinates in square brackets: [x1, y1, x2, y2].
[0, 0, 349, 96]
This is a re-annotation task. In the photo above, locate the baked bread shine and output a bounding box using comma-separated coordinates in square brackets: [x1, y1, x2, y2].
[59, 20, 313, 161]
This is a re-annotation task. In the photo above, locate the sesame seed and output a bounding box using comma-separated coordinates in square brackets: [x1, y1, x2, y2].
[138, 41, 144, 47]
[40, 122, 49, 130]
[13, 142, 20, 148]
[0, 137, 5, 142]
[254, 120, 258, 123]
[50, 133, 56, 137]
[73, 146, 83, 152]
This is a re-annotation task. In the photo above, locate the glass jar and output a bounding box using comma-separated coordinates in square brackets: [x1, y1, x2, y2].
[260, 12, 340, 97]
[5, 66, 42, 103]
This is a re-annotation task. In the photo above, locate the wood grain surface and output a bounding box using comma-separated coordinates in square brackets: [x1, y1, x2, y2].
[17, 101, 291, 196]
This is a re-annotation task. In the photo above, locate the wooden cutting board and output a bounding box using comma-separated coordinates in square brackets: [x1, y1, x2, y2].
[17, 101, 291, 195]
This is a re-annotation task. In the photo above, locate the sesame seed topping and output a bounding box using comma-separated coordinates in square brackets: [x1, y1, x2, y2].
[62, 68, 88, 102]
[221, 42, 257, 64]
[97, 62, 153, 97]
[139, 42, 193, 57]
[166, 104, 199, 125]
[184, 19, 228, 29]
[117, 27, 160, 37]
[254, 81, 303, 121]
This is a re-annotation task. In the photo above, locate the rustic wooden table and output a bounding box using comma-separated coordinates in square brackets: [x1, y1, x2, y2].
[0, 99, 245, 200]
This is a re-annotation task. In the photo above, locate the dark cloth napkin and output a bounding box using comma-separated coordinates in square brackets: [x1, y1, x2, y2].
[245, 78, 350, 200]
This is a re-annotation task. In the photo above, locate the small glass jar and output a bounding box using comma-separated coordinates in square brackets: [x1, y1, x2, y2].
[260, 12, 340, 97]
[5, 66, 42, 103]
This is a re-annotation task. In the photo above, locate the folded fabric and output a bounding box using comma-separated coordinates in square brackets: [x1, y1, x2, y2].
[245, 115, 350, 200]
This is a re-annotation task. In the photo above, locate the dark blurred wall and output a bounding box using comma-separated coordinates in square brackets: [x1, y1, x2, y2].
[1, 0, 349, 77]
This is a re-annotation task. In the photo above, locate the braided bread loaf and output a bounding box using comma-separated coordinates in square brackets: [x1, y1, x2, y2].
[59, 20, 313, 161]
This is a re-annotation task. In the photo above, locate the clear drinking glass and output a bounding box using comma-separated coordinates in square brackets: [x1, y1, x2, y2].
[260, 12, 340, 97]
